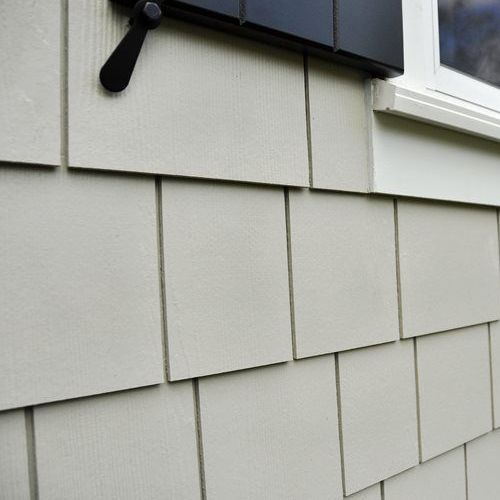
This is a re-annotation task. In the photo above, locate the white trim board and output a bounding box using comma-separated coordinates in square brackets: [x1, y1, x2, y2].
[368, 101, 500, 207]
[372, 80, 500, 144]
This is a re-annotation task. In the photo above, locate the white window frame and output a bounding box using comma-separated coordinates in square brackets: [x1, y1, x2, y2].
[427, 0, 500, 112]
[369, 0, 500, 207]
[374, 0, 500, 144]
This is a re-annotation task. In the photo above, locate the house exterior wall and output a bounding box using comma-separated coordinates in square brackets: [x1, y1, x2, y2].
[1, 2, 500, 499]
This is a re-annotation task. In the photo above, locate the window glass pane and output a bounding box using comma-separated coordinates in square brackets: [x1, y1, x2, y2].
[438, 0, 500, 87]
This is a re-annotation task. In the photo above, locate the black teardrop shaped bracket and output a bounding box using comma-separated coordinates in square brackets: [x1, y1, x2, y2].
[100, 0, 164, 92]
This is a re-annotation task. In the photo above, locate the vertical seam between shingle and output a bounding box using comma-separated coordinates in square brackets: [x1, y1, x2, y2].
[413, 337, 423, 463]
[464, 444, 469, 500]
[497, 208, 500, 262]
[488, 323, 495, 429]
[155, 178, 171, 381]
[334, 353, 347, 496]
[303, 54, 314, 187]
[60, 0, 69, 170]
[24, 408, 39, 500]
[364, 80, 376, 192]
[284, 189, 298, 359]
[380, 481, 385, 500]
[193, 379, 207, 500]
[393, 199, 404, 339]
[364, 78, 375, 193]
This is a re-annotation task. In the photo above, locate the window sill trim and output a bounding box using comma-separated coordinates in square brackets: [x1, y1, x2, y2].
[372, 79, 500, 144]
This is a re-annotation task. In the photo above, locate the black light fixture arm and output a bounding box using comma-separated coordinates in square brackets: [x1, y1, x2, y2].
[100, 0, 164, 92]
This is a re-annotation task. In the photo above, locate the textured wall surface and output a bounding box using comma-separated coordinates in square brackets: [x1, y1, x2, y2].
[1, 1, 500, 499]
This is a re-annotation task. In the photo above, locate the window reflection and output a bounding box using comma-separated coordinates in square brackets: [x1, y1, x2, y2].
[438, 0, 500, 87]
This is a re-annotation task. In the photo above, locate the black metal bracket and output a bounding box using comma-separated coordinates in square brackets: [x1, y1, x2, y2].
[100, 1, 164, 92]
[101, 0, 404, 92]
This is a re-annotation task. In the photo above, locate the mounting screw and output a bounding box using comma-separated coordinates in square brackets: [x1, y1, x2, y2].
[140, 2, 162, 28]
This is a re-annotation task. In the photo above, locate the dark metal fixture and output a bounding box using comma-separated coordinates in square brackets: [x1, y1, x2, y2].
[100, 1, 164, 92]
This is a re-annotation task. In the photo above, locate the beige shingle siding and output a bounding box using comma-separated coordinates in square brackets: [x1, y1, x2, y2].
[34, 384, 199, 500]
[0, 410, 30, 500]
[397, 200, 500, 338]
[345, 484, 381, 500]
[68, 4, 309, 186]
[199, 357, 343, 500]
[338, 341, 419, 494]
[307, 59, 370, 192]
[288, 190, 399, 357]
[416, 325, 492, 461]
[466, 429, 500, 499]
[384, 447, 466, 500]
[0, 169, 164, 411]
[490, 321, 500, 428]
[1, 1, 500, 498]
[0, 0, 60, 166]
[161, 179, 292, 380]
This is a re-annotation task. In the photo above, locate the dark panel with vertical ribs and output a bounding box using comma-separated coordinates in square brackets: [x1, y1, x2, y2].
[109, 0, 404, 77]
[177, 0, 239, 19]
[335, 0, 404, 70]
[244, 0, 333, 48]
